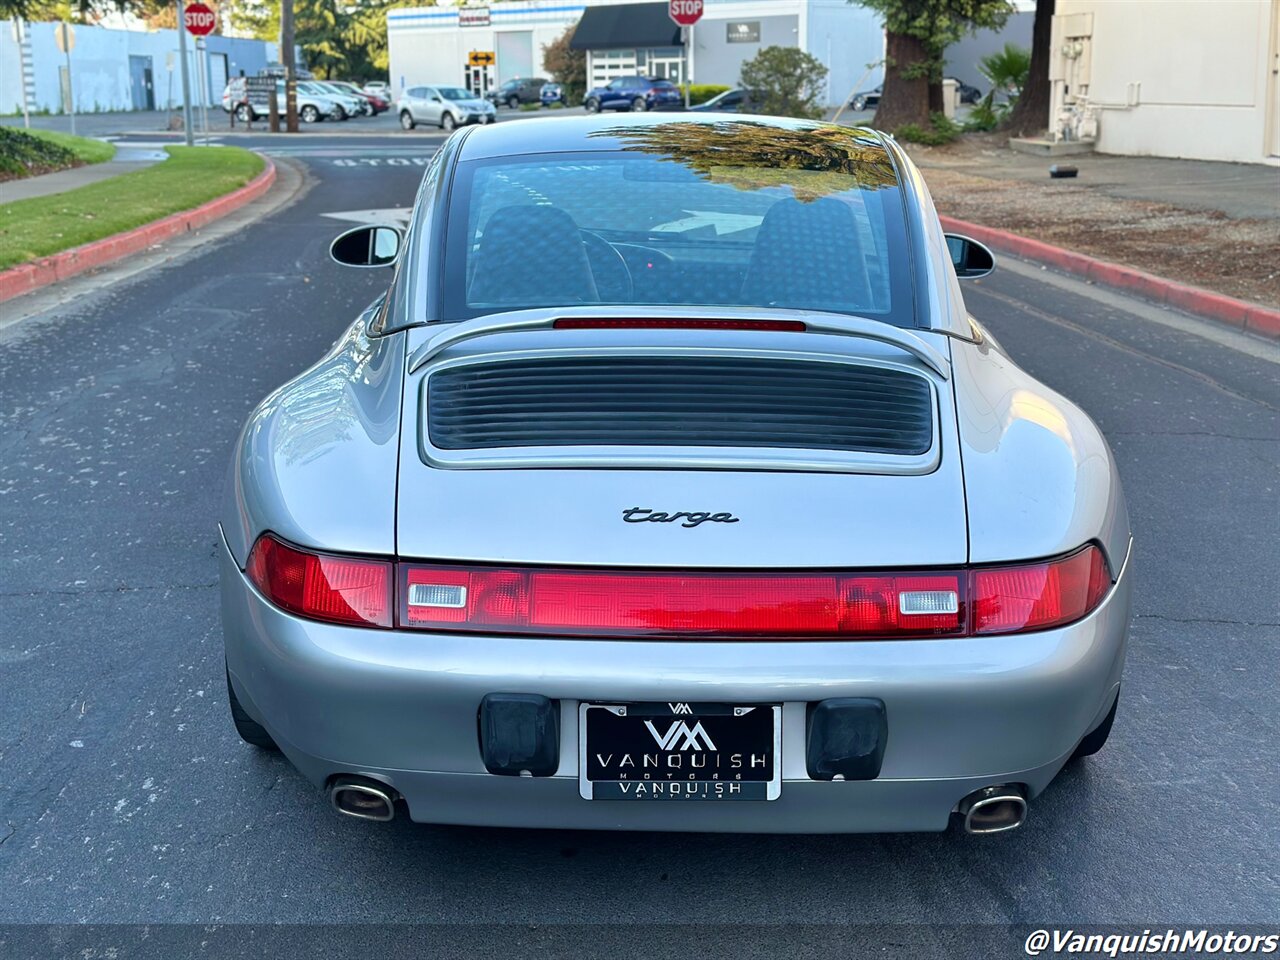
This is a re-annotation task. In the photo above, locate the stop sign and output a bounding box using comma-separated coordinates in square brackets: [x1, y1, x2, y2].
[184, 2, 216, 36]
[668, 0, 704, 27]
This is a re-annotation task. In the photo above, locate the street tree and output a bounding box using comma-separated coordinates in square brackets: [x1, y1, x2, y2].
[542, 23, 586, 102]
[1002, 0, 1054, 136]
[850, 0, 1013, 132]
[739, 46, 829, 120]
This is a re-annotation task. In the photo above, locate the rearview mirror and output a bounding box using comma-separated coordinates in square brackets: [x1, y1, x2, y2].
[329, 225, 402, 268]
[944, 233, 995, 280]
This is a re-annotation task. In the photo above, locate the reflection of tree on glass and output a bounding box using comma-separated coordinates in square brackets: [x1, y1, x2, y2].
[590, 121, 898, 199]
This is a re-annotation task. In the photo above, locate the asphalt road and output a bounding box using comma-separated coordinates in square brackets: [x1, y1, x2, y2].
[1, 132, 1277, 954]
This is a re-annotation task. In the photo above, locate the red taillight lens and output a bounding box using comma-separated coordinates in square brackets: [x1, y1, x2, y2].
[553, 318, 807, 332]
[399, 566, 965, 638]
[970, 545, 1110, 635]
[245, 535, 392, 628]
[246, 539, 1111, 638]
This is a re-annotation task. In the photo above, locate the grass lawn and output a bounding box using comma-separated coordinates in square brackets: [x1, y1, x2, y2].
[0, 146, 264, 270]
[25, 129, 116, 166]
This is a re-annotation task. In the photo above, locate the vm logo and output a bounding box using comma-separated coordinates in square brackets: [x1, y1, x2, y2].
[645, 720, 717, 752]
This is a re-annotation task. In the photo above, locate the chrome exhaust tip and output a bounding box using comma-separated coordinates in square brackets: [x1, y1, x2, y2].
[957, 785, 1027, 834]
[328, 776, 396, 822]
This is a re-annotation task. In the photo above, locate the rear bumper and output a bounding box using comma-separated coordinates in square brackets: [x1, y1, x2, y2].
[220, 533, 1131, 833]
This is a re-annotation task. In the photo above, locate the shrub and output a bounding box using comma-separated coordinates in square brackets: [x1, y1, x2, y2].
[895, 112, 962, 146]
[679, 84, 731, 106]
[739, 46, 828, 119]
[0, 126, 78, 180]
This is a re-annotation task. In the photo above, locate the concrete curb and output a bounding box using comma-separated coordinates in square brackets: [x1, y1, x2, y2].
[0, 156, 277, 305]
[939, 214, 1280, 341]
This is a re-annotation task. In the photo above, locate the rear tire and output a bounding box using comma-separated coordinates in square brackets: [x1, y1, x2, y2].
[631, 97, 647, 112]
[851, 96, 866, 112]
[585, 97, 599, 113]
[235, 103, 254, 123]
[300, 104, 320, 123]
[400, 110, 415, 130]
[507, 95, 520, 110]
[1070, 690, 1119, 761]
[226, 670, 279, 751]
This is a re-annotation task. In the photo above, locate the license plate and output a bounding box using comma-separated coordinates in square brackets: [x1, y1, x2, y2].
[578, 702, 781, 801]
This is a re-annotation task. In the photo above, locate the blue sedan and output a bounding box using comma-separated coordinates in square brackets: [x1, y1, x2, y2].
[583, 76, 682, 112]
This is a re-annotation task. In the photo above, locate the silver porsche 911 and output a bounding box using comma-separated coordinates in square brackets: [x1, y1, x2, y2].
[219, 115, 1132, 834]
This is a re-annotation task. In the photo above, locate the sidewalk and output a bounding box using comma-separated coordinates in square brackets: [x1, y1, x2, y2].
[0, 144, 168, 203]
[1, 110, 176, 138]
[907, 134, 1280, 312]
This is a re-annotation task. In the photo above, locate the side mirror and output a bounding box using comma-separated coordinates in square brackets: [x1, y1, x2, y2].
[429, 95, 442, 103]
[944, 233, 995, 280]
[329, 225, 402, 268]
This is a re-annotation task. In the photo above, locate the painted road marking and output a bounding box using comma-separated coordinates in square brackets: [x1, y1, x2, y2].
[321, 207, 413, 229]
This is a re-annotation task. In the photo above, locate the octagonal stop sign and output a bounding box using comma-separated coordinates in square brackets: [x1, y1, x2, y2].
[184, 2, 216, 37]
[668, 0, 704, 27]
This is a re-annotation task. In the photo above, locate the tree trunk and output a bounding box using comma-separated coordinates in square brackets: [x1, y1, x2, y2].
[873, 31, 931, 131]
[1004, 0, 1054, 137]
[927, 78, 943, 116]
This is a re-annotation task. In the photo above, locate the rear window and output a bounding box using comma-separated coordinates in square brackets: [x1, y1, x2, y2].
[442, 122, 912, 326]
[651, 80, 677, 89]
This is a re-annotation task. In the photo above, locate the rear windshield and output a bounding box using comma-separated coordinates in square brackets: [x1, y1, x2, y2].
[442, 123, 912, 326]
[651, 80, 677, 89]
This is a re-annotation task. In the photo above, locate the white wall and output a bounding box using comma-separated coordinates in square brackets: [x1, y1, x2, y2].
[1, 20, 279, 113]
[802, 0, 884, 106]
[1055, 0, 1279, 164]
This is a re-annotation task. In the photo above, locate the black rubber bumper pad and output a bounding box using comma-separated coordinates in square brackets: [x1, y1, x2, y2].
[479, 693, 559, 777]
[806, 698, 888, 781]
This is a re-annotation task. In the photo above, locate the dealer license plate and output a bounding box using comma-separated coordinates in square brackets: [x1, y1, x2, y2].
[578, 702, 781, 801]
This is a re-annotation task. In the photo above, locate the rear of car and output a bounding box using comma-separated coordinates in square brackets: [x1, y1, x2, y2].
[221, 118, 1130, 833]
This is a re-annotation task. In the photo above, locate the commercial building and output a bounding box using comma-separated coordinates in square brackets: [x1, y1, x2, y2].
[1049, 0, 1280, 164]
[0, 19, 280, 114]
[386, 0, 886, 107]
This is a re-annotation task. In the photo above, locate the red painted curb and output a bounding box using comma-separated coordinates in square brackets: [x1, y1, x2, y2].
[938, 214, 1280, 340]
[0, 156, 276, 305]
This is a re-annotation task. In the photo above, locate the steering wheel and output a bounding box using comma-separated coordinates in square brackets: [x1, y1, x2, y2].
[580, 230, 633, 302]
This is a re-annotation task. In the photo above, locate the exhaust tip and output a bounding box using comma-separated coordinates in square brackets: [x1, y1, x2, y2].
[957, 785, 1027, 835]
[328, 776, 396, 822]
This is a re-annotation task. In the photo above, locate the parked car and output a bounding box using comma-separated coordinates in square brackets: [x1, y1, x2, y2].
[302, 81, 365, 119]
[220, 79, 341, 123]
[224, 115, 1132, 835]
[363, 80, 391, 99]
[689, 88, 762, 114]
[848, 85, 882, 112]
[946, 77, 983, 104]
[584, 76, 682, 112]
[539, 82, 566, 107]
[330, 80, 389, 114]
[487, 76, 549, 109]
[397, 84, 495, 131]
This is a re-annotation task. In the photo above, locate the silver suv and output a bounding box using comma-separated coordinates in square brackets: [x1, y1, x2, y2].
[397, 84, 495, 131]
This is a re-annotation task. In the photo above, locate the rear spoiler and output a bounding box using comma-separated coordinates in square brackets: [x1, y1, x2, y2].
[406, 309, 951, 380]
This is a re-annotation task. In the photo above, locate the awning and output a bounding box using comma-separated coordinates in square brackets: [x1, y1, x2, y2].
[570, 2, 684, 51]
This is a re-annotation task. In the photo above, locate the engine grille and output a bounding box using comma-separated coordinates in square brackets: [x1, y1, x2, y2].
[427, 356, 933, 456]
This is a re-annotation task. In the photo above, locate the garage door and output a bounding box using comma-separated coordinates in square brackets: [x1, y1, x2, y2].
[496, 31, 533, 84]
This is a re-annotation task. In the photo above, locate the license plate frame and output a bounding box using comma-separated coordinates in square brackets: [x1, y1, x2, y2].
[578, 701, 782, 801]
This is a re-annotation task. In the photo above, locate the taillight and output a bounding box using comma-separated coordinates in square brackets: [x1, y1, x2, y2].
[244, 539, 1111, 638]
[245, 534, 392, 628]
[971, 545, 1110, 635]
[400, 566, 966, 638]
[553, 318, 806, 332]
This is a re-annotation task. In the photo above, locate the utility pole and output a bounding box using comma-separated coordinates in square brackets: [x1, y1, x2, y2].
[175, 0, 195, 146]
[280, 0, 298, 133]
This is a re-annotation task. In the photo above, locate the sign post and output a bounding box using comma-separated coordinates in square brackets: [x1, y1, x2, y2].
[176, 1, 194, 146]
[182, 2, 215, 143]
[54, 22, 76, 136]
[668, 0, 703, 108]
